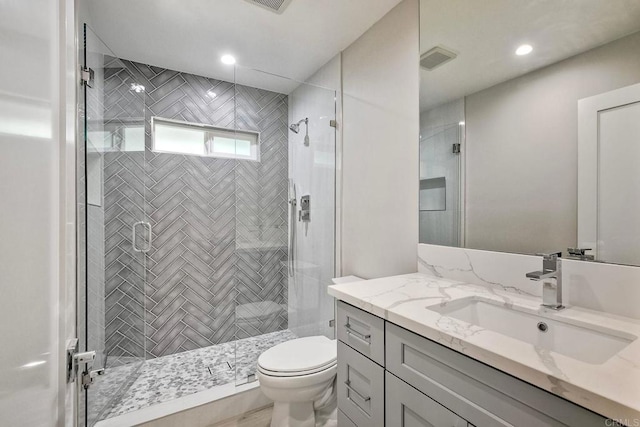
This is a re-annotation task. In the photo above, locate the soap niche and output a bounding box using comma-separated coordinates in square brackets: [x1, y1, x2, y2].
[420, 176, 446, 211]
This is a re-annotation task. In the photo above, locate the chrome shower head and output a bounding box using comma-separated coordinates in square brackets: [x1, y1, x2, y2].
[289, 118, 307, 133]
[289, 118, 309, 145]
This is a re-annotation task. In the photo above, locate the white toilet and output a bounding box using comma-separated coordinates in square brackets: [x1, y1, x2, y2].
[257, 335, 337, 427]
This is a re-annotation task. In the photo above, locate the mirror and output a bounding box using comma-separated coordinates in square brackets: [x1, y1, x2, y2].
[419, 0, 640, 266]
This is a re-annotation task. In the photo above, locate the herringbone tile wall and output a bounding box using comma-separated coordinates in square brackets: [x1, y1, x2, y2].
[102, 59, 289, 359]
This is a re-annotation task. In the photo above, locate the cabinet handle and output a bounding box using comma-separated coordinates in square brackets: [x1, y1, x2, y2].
[344, 380, 370, 402]
[344, 324, 371, 344]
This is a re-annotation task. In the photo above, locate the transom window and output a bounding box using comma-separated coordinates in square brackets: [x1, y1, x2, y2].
[151, 117, 260, 161]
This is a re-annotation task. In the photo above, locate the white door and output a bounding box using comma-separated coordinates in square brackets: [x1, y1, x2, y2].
[578, 83, 640, 265]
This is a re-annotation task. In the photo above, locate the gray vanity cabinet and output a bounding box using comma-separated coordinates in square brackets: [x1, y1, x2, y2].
[337, 301, 385, 365]
[337, 341, 385, 426]
[336, 301, 610, 427]
[336, 301, 386, 426]
[338, 409, 358, 427]
[386, 372, 468, 427]
[386, 323, 608, 427]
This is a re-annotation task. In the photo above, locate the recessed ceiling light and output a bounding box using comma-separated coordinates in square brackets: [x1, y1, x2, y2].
[221, 54, 236, 65]
[130, 83, 145, 93]
[207, 91, 217, 98]
[515, 44, 533, 56]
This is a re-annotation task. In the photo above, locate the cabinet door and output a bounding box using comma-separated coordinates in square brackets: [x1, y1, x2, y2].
[386, 323, 606, 426]
[338, 410, 358, 427]
[337, 301, 385, 365]
[386, 372, 468, 427]
[337, 341, 385, 427]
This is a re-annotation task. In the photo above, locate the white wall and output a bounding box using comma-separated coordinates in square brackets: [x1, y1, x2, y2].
[0, 0, 77, 426]
[341, 0, 419, 279]
[288, 55, 340, 339]
[465, 31, 640, 255]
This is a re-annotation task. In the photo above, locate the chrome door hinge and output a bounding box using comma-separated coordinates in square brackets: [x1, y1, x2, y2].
[81, 67, 94, 88]
[68, 343, 104, 389]
[81, 366, 105, 389]
[66, 338, 78, 383]
[452, 143, 461, 154]
[329, 119, 338, 128]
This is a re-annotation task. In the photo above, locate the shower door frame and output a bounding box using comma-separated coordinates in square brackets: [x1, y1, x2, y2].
[77, 23, 149, 426]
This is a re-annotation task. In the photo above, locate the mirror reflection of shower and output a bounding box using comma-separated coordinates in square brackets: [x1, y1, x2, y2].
[289, 117, 309, 146]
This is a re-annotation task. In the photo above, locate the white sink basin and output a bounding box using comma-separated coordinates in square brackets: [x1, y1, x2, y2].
[426, 298, 636, 364]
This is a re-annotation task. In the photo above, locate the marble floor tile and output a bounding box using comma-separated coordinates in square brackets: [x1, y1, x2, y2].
[211, 405, 273, 427]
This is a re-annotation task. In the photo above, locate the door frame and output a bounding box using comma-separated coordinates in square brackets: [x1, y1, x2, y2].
[577, 82, 640, 259]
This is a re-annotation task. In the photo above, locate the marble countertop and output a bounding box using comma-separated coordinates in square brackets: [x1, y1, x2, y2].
[328, 273, 640, 421]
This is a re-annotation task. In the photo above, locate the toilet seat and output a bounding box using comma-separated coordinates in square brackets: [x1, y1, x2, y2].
[257, 362, 337, 391]
[258, 360, 336, 377]
[257, 336, 337, 377]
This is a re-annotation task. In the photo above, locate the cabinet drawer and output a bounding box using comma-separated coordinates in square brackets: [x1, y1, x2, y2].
[337, 301, 385, 366]
[337, 341, 384, 427]
[386, 372, 468, 427]
[338, 410, 357, 427]
[386, 322, 608, 427]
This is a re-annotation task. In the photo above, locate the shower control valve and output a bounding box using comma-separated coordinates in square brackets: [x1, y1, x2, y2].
[299, 195, 310, 222]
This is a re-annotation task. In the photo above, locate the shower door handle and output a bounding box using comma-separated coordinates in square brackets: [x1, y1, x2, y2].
[132, 221, 152, 253]
[142, 222, 152, 252]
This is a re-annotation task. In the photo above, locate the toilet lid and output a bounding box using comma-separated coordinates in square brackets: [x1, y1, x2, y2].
[257, 336, 336, 376]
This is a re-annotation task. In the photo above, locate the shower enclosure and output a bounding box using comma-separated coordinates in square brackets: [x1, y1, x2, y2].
[419, 99, 465, 247]
[77, 25, 337, 426]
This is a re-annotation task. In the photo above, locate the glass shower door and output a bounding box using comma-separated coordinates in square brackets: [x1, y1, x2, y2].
[79, 24, 147, 427]
[419, 121, 463, 247]
[232, 65, 337, 385]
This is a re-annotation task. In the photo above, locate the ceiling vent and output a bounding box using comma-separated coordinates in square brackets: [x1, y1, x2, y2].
[244, 0, 294, 14]
[420, 46, 457, 71]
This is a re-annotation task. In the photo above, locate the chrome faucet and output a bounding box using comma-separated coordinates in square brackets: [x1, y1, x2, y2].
[526, 252, 564, 310]
[567, 247, 595, 261]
